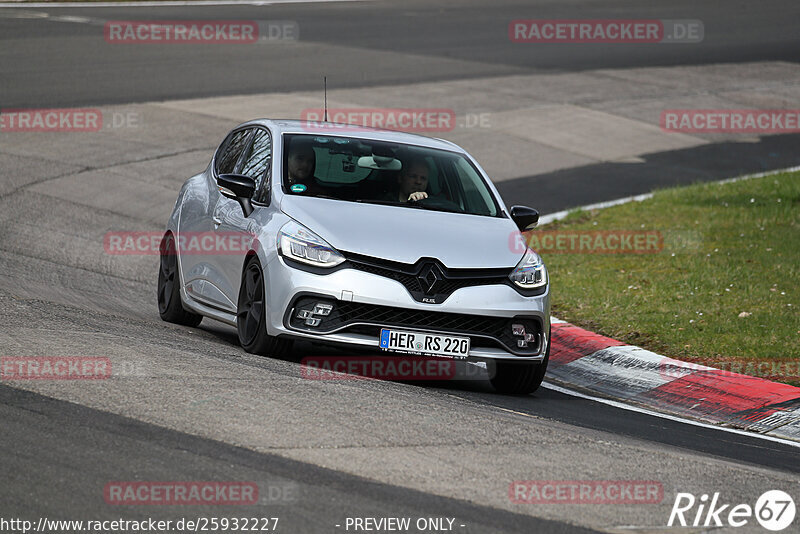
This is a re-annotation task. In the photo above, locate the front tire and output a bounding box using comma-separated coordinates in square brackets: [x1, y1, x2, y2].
[237, 257, 292, 357]
[157, 233, 203, 327]
[489, 329, 550, 395]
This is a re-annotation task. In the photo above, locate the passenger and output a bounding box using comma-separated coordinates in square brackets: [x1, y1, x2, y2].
[395, 157, 430, 202]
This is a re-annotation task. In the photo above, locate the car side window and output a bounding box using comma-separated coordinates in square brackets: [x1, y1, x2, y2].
[215, 129, 252, 175]
[452, 158, 496, 216]
[239, 128, 272, 203]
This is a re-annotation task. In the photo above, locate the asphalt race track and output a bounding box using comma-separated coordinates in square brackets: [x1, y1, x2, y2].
[1, 1, 799, 533]
[2, 0, 800, 107]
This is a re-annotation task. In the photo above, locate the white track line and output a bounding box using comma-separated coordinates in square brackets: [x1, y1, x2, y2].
[542, 381, 800, 449]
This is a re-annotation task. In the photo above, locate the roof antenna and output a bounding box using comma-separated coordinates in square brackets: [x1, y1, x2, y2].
[323, 76, 328, 122]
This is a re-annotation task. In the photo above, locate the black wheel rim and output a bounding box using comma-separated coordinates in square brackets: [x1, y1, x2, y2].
[157, 235, 176, 315]
[237, 262, 264, 346]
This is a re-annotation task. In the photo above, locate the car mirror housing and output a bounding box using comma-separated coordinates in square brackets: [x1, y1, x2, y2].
[217, 174, 256, 217]
[510, 205, 539, 231]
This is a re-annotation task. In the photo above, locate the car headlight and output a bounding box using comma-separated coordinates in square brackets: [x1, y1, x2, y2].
[509, 248, 548, 289]
[278, 220, 345, 268]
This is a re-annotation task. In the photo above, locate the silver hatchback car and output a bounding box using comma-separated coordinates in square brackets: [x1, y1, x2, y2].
[157, 119, 550, 394]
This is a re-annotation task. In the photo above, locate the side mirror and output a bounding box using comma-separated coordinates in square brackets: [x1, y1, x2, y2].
[510, 205, 539, 231]
[217, 174, 255, 217]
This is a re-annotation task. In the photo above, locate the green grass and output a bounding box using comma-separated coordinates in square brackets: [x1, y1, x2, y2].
[536, 171, 800, 385]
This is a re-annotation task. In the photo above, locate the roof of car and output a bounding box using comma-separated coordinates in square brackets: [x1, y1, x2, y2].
[239, 118, 464, 153]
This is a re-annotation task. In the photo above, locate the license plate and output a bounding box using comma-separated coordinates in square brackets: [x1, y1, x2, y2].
[379, 328, 470, 359]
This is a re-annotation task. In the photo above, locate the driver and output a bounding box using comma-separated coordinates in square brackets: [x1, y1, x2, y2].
[396, 157, 430, 202]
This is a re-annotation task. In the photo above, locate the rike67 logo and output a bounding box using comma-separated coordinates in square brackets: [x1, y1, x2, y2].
[669, 490, 796, 531]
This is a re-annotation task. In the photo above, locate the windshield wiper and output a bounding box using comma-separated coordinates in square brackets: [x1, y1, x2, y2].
[353, 198, 467, 215]
[304, 194, 343, 201]
[405, 203, 466, 215]
[353, 199, 403, 206]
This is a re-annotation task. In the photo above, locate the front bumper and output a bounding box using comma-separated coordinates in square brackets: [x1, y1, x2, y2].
[263, 255, 550, 362]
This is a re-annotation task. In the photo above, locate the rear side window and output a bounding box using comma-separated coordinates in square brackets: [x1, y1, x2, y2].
[215, 129, 251, 175]
[239, 129, 272, 203]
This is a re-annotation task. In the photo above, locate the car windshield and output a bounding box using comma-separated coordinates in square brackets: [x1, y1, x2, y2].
[282, 134, 501, 217]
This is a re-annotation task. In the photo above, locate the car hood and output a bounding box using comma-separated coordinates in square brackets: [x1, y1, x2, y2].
[280, 196, 524, 268]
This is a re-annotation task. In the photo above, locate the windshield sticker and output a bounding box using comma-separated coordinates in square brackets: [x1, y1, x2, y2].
[290, 184, 307, 193]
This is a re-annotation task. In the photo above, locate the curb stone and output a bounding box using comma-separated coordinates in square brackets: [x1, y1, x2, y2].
[547, 319, 800, 442]
[541, 166, 800, 442]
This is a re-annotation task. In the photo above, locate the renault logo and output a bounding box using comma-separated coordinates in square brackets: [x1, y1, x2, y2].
[418, 263, 445, 295]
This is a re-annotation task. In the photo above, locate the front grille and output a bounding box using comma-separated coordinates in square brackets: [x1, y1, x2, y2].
[287, 296, 542, 355]
[344, 251, 511, 304]
[348, 262, 420, 291]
